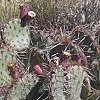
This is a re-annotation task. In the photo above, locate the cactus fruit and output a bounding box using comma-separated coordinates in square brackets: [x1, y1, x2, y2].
[20, 4, 36, 27]
[4, 19, 30, 50]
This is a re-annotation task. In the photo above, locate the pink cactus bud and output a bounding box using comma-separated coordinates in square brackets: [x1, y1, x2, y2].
[8, 64, 20, 80]
[20, 4, 30, 19]
[60, 53, 72, 72]
[34, 65, 43, 75]
[20, 4, 36, 27]
[9, 66, 19, 80]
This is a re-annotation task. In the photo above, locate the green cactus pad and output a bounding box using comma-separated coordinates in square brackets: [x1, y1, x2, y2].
[67, 65, 87, 100]
[4, 19, 30, 50]
[7, 74, 38, 100]
[51, 65, 87, 100]
[51, 66, 66, 100]
[0, 47, 16, 86]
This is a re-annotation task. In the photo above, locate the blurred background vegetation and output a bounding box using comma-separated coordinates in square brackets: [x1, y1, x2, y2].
[31, 0, 81, 29]
[0, 0, 30, 24]
[1, 0, 100, 30]
[31, 0, 100, 29]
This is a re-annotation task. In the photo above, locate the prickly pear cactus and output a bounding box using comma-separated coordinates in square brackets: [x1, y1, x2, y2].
[51, 65, 87, 100]
[0, 47, 16, 86]
[4, 19, 30, 50]
[51, 65, 66, 100]
[66, 65, 87, 100]
[7, 74, 38, 100]
[0, 47, 38, 100]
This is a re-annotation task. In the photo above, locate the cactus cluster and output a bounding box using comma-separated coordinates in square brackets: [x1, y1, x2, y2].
[0, 18, 38, 100]
[0, 2, 100, 100]
[0, 17, 99, 100]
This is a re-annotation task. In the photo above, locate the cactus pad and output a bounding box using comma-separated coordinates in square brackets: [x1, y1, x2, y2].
[4, 19, 30, 50]
[0, 47, 16, 86]
[51, 66, 66, 100]
[7, 74, 38, 100]
[66, 65, 87, 100]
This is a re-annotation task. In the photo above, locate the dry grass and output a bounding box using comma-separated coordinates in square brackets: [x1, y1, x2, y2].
[1, 0, 100, 29]
[31, 0, 81, 29]
[0, 0, 30, 23]
[31, 0, 100, 30]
